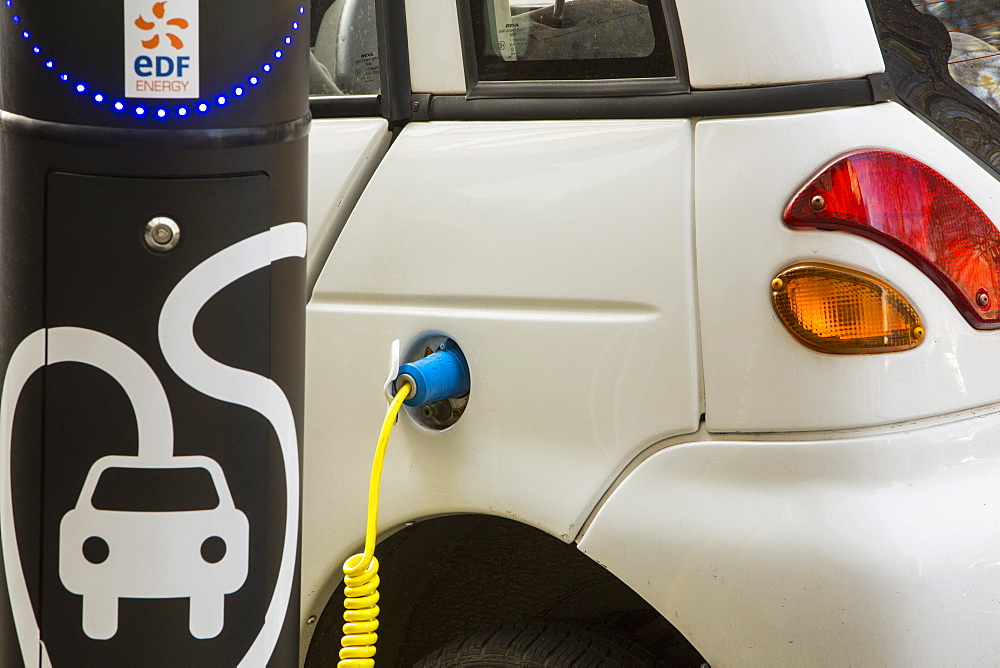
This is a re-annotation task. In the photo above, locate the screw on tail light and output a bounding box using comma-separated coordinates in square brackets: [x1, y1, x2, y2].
[771, 263, 924, 354]
[784, 150, 1000, 329]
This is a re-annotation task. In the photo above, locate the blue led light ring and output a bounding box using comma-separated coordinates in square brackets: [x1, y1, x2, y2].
[5, 2, 305, 119]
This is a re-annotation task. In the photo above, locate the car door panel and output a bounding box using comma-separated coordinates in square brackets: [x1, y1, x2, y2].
[302, 118, 700, 618]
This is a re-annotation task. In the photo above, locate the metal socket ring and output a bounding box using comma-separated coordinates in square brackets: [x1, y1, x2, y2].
[395, 373, 417, 400]
[144, 216, 180, 252]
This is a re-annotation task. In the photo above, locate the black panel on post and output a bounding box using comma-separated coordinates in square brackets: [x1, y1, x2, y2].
[0, 1, 308, 666]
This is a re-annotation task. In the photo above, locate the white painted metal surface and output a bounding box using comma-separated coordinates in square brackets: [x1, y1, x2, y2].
[299, 4, 1000, 664]
[301, 119, 701, 630]
[578, 409, 1000, 666]
[306, 118, 391, 288]
[696, 102, 1000, 432]
[674, 0, 884, 88]
[405, 0, 467, 94]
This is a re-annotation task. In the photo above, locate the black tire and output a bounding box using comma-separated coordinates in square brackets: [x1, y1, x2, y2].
[411, 623, 658, 667]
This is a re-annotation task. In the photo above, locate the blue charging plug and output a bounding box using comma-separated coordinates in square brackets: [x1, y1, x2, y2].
[394, 340, 471, 407]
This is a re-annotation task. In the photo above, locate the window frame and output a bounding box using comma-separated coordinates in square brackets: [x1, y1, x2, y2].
[456, 0, 690, 99]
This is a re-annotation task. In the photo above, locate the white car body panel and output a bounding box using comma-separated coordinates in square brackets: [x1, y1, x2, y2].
[306, 118, 391, 286]
[577, 410, 1000, 666]
[302, 119, 701, 620]
[696, 102, 1000, 432]
[405, 0, 467, 94]
[674, 0, 885, 88]
[299, 1, 1000, 663]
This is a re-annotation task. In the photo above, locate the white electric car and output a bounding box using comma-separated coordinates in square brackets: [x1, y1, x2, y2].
[59, 455, 249, 641]
[300, 0, 1000, 664]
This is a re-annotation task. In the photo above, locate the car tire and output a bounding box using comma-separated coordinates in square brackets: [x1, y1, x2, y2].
[411, 622, 660, 667]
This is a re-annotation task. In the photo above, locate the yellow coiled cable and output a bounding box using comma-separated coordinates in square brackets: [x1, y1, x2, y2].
[338, 382, 411, 668]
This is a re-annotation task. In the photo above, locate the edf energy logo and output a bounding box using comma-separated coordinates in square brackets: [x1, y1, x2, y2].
[125, 0, 199, 98]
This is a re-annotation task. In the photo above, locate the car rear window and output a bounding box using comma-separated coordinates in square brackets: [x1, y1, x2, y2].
[910, 0, 1000, 112]
[870, 0, 1000, 177]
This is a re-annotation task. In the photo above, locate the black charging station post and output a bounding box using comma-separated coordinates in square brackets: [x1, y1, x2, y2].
[0, 1, 307, 665]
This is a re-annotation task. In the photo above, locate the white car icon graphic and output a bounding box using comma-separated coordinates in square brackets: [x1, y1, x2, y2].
[59, 454, 249, 640]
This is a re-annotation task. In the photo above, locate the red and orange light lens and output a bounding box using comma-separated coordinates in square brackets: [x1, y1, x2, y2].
[784, 150, 1000, 329]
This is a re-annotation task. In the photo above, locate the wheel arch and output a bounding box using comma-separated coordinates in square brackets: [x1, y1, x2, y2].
[303, 514, 704, 666]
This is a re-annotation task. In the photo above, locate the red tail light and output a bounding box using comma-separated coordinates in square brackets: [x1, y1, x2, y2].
[784, 150, 1000, 329]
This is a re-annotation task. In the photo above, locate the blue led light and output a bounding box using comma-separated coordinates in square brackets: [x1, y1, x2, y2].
[6, 1, 303, 119]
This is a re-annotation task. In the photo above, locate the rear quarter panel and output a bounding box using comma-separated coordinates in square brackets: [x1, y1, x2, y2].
[696, 101, 1000, 432]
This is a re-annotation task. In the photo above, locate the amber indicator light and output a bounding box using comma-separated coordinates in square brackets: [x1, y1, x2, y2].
[771, 263, 924, 354]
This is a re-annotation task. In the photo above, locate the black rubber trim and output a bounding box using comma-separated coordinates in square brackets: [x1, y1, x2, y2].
[0, 111, 311, 148]
[309, 95, 382, 119]
[428, 75, 892, 121]
[375, 0, 412, 126]
[468, 77, 687, 100]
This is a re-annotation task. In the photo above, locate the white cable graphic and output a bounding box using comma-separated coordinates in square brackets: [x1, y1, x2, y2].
[2, 222, 304, 666]
[158, 222, 306, 667]
[1, 329, 45, 668]
[1, 327, 174, 668]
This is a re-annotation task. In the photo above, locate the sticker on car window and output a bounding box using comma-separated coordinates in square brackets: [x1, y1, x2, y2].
[492, 0, 519, 61]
